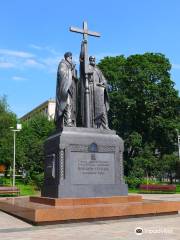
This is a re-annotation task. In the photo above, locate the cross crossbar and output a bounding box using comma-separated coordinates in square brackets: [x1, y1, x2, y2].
[70, 27, 100, 37]
[69, 21, 100, 40]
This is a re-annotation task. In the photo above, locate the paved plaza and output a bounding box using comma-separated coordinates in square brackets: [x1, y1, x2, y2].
[1, 194, 180, 240]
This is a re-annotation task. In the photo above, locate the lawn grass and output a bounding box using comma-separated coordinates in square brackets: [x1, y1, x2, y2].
[0, 177, 39, 196]
[16, 182, 39, 196]
[128, 188, 139, 193]
[175, 184, 180, 193]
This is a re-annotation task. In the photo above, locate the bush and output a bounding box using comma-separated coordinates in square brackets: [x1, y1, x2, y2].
[125, 175, 162, 189]
[125, 176, 142, 189]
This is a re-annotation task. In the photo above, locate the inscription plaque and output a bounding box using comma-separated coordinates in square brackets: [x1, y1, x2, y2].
[71, 152, 115, 184]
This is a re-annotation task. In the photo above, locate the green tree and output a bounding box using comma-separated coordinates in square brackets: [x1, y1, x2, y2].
[160, 154, 179, 183]
[124, 131, 142, 175]
[17, 114, 55, 181]
[98, 53, 180, 176]
[130, 145, 158, 179]
[0, 96, 16, 172]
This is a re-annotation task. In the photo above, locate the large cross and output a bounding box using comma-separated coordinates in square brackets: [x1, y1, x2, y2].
[69, 21, 100, 40]
[69, 21, 100, 128]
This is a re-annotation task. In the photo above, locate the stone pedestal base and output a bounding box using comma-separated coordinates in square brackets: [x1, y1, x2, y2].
[0, 196, 180, 225]
[42, 127, 128, 198]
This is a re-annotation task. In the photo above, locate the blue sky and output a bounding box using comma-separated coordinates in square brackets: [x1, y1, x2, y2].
[0, 0, 180, 117]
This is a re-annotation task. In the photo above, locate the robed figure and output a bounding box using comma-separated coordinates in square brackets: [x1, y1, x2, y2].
[88, 56, 109, 129]
[55, 52, 78, 129]
[80, 41, 109, 129]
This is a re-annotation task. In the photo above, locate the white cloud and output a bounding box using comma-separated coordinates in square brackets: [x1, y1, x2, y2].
[29, 44, 60, 55]
[0, 61, 14, 68]
[45, 47, 60, 55]
[23, 59, 45, 68]
[172, 64, 180, 70]
[40, 54, 70, 73]
[42, 57, 60, 66]
[0, 47, 70, 72]
[12, 76, 27, 81]
[29, 44, 43, 50]
[0, 48, 39, 70]
[0, 49, 34, 58]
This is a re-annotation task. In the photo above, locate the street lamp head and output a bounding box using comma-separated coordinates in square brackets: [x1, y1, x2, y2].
[17, 124, 22, 130]
[10, 124, 22, 131]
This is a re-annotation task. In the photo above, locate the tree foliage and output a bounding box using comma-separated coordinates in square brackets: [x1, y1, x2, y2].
[98, 53, 180, 180]
[17, 114, 55, 179]
[0, 96, 16, 168]
[0, 97, 55, 184]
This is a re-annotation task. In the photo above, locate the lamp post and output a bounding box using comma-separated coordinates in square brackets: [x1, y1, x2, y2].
[178, 133, 180, 162]
[176, 129, 180, 161]
[10, 124, 22, 186]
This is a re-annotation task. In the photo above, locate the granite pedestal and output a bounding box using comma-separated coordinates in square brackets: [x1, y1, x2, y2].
[42, 127, 128, 198]
[1, 195, 180, 225]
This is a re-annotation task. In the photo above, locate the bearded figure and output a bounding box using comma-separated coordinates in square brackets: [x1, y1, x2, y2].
[55, 52, 78, 129]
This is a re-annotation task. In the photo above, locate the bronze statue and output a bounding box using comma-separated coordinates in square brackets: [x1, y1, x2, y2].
[88, 56, 109, 129]
[54, 52, 78, 129]
[70, 22, 110, 129]
[70, 21, 100, 128]
[43, 22, 128, 200]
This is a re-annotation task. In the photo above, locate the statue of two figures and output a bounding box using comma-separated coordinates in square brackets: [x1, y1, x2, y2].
[55, 51, 109, 130]
[43, 23, 128, 199]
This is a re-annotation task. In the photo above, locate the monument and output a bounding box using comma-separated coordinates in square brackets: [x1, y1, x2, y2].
[42, 21, 128, 198]
[2, 22, 180, 225]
